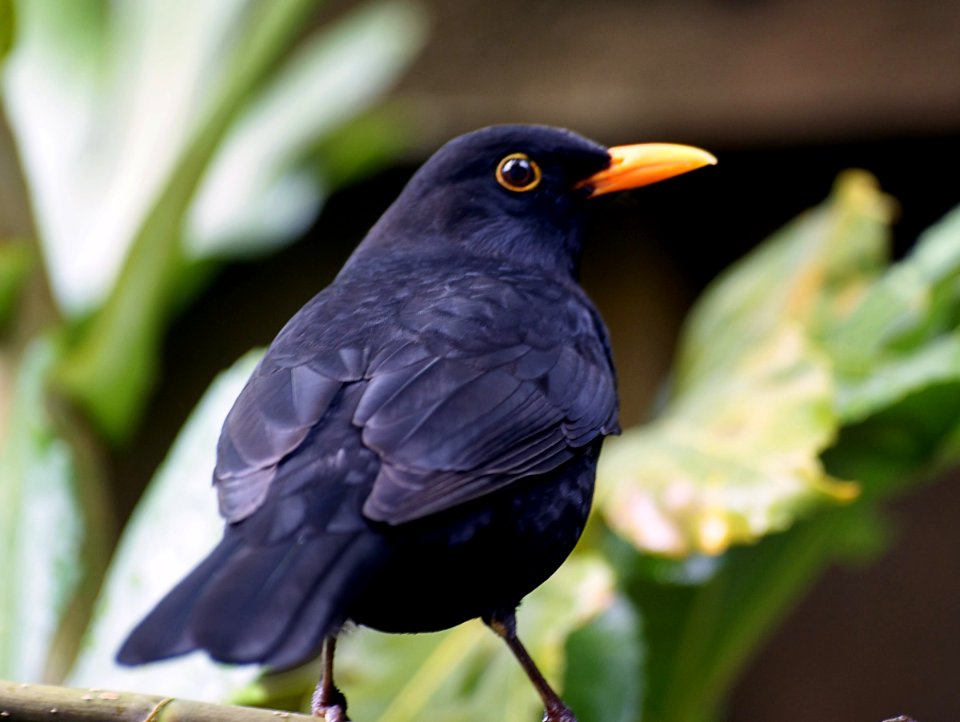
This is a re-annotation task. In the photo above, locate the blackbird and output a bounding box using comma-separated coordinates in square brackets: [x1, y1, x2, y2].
[118, 125, 715, 722]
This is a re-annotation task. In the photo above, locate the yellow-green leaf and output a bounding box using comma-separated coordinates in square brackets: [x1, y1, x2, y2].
[598, 172, 894, 556]
[824, 204, 960, 423]
[0, 0, 15, 63]
[0, 339, 82, 681]
[0, 241, 31, 330]
[67, 351, 263, 700]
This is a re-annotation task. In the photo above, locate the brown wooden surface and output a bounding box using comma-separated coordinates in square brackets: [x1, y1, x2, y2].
[390, 0, 960, 147]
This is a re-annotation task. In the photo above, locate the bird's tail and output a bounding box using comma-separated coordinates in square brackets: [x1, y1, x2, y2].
[117, 530, 382, 670]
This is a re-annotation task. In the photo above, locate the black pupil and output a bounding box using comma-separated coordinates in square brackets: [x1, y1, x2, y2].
[502, 158, 534, 187]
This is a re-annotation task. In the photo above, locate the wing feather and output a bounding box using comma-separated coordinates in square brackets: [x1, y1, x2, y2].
[359, 279, 617, 524]
[213, 269, 618, 528]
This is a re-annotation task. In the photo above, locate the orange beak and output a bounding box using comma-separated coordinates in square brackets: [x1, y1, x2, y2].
[577, 143, 717, 197]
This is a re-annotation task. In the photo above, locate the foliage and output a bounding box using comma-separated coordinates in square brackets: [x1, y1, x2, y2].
[0, 339, 81, 682]
[66, 352, 263, 700]
[4, 0, 425, 439]
[0, 4, 958, 720]
[0, 0, 425, 690]
[596, 174, 960, 722]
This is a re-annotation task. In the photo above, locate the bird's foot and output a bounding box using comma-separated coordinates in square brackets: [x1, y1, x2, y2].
[311, 684, 349, 721]
[543, 701, 577, 722]
[313, 705, 348, 722]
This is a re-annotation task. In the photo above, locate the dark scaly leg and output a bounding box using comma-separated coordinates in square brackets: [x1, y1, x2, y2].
[311, 636, 349, 721]
[483, 608, 577, 722]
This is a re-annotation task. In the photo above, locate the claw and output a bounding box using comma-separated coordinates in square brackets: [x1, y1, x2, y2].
[313, 703, 348, 722]
[543, 702, 577, 722]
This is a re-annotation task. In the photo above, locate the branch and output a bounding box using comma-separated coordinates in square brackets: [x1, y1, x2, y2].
[0, 680, 314, 722]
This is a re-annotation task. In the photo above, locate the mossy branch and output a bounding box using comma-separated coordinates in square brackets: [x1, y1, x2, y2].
[0, 680, 313, 722]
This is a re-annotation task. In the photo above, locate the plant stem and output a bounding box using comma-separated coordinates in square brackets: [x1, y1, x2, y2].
[0, 680, 314, 722]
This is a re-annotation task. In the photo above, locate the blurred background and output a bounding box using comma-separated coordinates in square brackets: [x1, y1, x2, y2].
[1, 1, 959, 721]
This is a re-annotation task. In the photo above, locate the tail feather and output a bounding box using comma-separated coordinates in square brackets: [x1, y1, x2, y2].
[190, 533, 361, 665]
[261, 534, 385, 669]
[116, 535, 243, 665]
[117, 531, 382, 670]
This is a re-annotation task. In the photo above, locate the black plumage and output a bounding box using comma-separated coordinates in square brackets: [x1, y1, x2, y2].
[118, 125, 714, 722]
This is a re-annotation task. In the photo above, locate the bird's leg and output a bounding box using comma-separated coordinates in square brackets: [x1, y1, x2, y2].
[311, 635, 349, 722]
[483, 609, 577, 722]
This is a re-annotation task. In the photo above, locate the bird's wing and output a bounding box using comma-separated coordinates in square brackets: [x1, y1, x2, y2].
[357, 276, 618, 524]
[214, 354, 350, 522]
[212, 281, 421, 525]
[214, 272, 617, 527]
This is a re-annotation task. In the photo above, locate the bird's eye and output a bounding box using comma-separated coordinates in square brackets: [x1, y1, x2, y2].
[496, 153, 542, 192]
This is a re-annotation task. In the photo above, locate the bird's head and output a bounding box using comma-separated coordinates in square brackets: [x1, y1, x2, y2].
[357, 125, 716, 276]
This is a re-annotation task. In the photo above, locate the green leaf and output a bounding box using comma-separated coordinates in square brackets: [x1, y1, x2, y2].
[823, 204, 960, 424]
[824, 381, 960, 499]
[817, 202, 960, 495]
[562, 599, 643, 722]
[632, 505, 887, 722]
[598, 172, 892, 556]
[599, 327, 855, 556]
[311, 108, 414, 192]
[185, 0, 427, 259]
[0, 241, 31, 330]
[4, 0, 232, 315]
[598, 184, 960, 722]
[237, 556, 629, 722]
[0, 339, 82, 681]
[0, 0, 15, 63]
[835, 331, 960, 425]
[48, 0, 325, 440]
[66, 350, 263, 700]
[4, 0, 423, 316]
[10, 0, 424, 441]
[675, 171, 893, 395]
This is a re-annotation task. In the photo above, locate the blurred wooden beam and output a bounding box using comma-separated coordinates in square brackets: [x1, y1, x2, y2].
[392, 0, 960, 147]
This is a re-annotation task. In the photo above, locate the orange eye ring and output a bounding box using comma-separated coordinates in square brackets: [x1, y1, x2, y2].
[496, 153, 542, 192]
